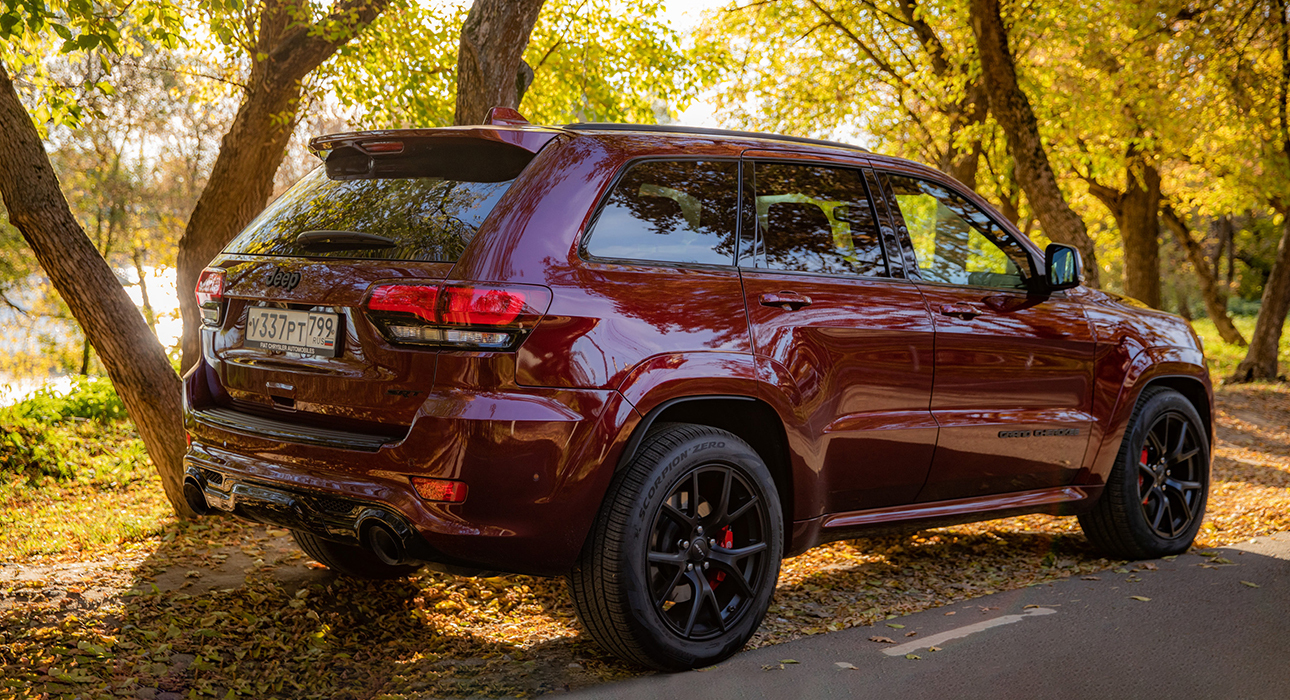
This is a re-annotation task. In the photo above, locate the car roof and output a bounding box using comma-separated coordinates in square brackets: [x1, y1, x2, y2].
[562, 122, 870, 156]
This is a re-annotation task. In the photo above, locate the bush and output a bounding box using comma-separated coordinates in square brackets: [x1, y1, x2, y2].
[4, 375, 127, 423]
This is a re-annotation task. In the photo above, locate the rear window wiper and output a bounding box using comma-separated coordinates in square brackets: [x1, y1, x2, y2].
[295, 230, 397, 252]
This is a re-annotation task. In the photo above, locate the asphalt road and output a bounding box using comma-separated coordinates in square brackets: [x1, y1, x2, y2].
[572, 533, 1290, 699]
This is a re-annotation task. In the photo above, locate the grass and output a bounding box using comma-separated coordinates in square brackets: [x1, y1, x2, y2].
[1190, 315, 1290, 380]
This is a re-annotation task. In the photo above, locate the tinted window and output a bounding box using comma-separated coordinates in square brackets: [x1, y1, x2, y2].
[585, 160, 738, 266]
[224, 167, 512, 262]
[885, 174, 1033, 289]
[746, 163, 886, 276]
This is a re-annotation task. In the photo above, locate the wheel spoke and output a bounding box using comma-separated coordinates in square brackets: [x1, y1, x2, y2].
[715, 540, 768, 561]
[708, 557, 755, 598]
[1162, 496, 1179, 536]
[661, 502, 694, 528]
[655, 563, 688, 608]
[682, 570, 706, 637]
[699, 575, 726, 633]
[1150, 494, 1167, 531]
[1165, 478, 1201, 494]
[715, 468, 733, 525]
[723, 496, 759, 527]
[648, 550, 686, 566]
[1168, 417, 1189, 462]
[1173, 447, 1200, 464]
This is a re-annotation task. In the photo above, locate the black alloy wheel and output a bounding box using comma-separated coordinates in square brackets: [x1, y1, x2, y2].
[1135, 411, 1205, 539]
[570, 423, 783, 670]
[1079, 387, 1210, 559]
[647, 465, 770, 640]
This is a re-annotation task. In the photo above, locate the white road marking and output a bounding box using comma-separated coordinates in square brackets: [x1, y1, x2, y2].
[882, 607, 1057, 656]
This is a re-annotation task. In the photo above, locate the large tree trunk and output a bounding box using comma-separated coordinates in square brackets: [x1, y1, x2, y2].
[0, 62, 195, 518]
[1161, 205, 1247, 347]
[178, 0, 391, 372]
[968, 0, 1100, 286]
[453, 0, 547, 125]
[1087, 159, 1162, 308]
[1230, 211, 1290, 382]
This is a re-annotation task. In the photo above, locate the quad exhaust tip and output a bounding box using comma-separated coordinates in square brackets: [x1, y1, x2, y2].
[365, 522, 406, 565]
[183, 477, 211, 516]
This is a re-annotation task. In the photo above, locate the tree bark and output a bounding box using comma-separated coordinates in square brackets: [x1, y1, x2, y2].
[453, 0, 547, 125]
[1087, 159, 1162, 308]
[1230, 210, 1290, 382]
[968, 0, 1100, 286]
[1161, 206, 1247, 346]
[0, 62, 195, 518]
[177, 0, 391, 372]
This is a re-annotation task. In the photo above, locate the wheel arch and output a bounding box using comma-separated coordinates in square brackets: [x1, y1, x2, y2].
[618, 395, 796, 551]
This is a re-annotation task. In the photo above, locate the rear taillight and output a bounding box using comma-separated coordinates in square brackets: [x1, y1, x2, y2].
[362, 281, 551, 350]
[410, 477, 468, 503]
[195, 267, 225, 327]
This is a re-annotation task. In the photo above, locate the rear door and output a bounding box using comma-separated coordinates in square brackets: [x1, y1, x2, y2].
[874, 169, 1096, 502]
[738, 154, 936, 517]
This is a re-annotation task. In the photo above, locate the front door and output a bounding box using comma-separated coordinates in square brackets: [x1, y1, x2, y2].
[876, 170, 1096, 502]
[738, 156, 937, 518]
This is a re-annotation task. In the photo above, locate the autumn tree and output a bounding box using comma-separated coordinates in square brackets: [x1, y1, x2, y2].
[0, 1, 196, 516]
[175, 0, 392, 372]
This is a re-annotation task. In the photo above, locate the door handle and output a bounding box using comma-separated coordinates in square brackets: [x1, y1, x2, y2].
[759, 292, 812, 311]
[939, 303, 984, 320]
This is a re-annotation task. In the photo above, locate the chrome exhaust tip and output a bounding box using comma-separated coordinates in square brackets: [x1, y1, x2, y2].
[183, 477, 211, 516]
[366, 522, 406, 565]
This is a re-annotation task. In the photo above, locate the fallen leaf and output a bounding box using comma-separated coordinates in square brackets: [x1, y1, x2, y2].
[780, 659, 800, 664]
[835, 662, 858, 670]
[1240, 581, 1261, 588]
[1162, 555, 1177, 561]
[928, 646, 942, 652]
[1211, 557, 1236, 565]
[1129, 596, 1151, 601]
[1114, 568, 1130, 574]
[944, 611, 956, 616]
[869, 636, 895, 644]
[904, 631, 918, 637]
[886, 623, 905, 629]
[1137, 562, 1158, 571]
[1081, 576, 1100, 581]
[762, 664, 783, 671]
[904, 653, 921, 660]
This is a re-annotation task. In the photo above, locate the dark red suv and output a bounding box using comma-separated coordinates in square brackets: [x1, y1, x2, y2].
[183, 109, 1212, 670]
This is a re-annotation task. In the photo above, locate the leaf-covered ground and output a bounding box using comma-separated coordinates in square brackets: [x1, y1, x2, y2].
[2, 382, 1287, 699]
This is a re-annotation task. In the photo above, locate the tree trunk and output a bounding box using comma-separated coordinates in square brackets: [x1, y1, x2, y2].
[1161, 205, 1247, 346]
[453, 0, 547, 125]
[968, 0, 1100, 286]
[1230, 211, 1290, 382]
[177, 0, 392, 373]
[1087, 160, 1162, 308]
[0, 61, 195, 518]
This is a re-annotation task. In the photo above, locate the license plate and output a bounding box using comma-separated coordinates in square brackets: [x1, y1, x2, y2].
[245, 307, 340, 357]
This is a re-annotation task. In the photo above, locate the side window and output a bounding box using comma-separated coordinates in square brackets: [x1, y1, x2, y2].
[584, 160, 738, 266]
[745, 162, 886, 277]
[885, 174, 1033, 289]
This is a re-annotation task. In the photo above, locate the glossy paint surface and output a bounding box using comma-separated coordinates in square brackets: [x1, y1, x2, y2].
[183, 124, 1212, 576]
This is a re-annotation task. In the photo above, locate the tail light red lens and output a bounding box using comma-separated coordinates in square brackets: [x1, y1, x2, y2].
[442, 286, 526, 326]
[410, 477, 468, 503]
[363, 281, 551, 350]
[195, 268, 226, 327]
[368, 284, 439, 323]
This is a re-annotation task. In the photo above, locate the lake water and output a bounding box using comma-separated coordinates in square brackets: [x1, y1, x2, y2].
[0, 266, 181, 405]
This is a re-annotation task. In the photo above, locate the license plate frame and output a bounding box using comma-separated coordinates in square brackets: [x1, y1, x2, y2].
[245, 307, 341, 357]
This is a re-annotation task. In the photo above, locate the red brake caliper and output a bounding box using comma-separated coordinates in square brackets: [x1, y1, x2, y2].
[707, 527, 733, 587]
[1140, 447, 1150, 504]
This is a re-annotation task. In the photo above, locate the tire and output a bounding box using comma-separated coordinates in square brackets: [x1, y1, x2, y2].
[1078, 387, 1210, 559]
[570, 423, 784, 671]
[291, 530, 421, 580]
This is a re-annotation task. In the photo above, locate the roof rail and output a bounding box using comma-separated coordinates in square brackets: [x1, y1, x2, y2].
[561, 122, 869, 154]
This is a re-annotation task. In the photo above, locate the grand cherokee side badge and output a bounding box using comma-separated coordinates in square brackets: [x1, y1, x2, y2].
[267, 267, 301, 291]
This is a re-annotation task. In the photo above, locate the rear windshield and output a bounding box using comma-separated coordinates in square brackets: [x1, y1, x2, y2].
[223, 167, 514, 262]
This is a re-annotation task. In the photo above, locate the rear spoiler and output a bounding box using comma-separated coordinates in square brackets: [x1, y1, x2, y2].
[308, 125, 564, 183]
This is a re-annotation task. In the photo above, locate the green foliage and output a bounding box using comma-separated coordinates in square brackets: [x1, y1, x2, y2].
[326, 0, 704, 128]
[4, 374, 126, 424]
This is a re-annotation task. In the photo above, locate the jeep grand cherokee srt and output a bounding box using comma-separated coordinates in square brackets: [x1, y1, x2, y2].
[182, 108, 1212, 670]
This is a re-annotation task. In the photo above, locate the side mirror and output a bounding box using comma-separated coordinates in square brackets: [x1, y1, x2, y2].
[1044, 243, 1082, 291]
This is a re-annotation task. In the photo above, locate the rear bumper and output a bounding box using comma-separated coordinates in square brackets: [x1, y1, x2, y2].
[182, 360, 640, 576]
